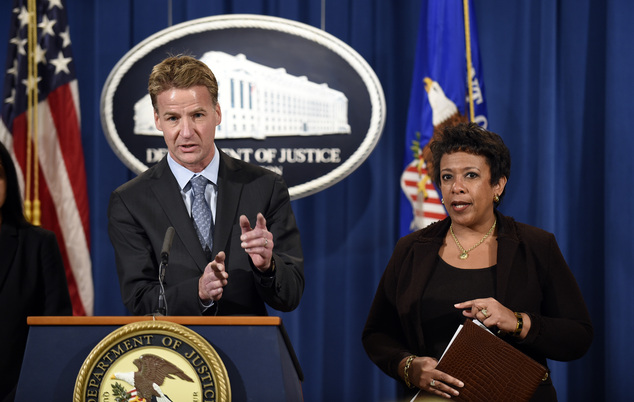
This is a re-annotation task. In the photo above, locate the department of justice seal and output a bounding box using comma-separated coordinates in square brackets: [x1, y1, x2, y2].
[74, 320, 230, 402]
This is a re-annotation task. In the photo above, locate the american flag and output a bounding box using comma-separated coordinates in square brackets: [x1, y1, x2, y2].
[0, 0, 93, 315]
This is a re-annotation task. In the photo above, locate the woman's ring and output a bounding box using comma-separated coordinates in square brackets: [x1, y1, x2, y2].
[430, 379, 436, 387]
[264, 238, 268, 247]
[481, 308, 489, 318]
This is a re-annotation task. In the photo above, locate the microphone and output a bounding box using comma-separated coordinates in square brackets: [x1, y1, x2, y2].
[157, 226, 174, 316]
[160, 226, 175, 267]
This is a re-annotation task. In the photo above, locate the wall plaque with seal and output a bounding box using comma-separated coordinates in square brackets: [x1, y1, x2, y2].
[101, 14, 386, 199]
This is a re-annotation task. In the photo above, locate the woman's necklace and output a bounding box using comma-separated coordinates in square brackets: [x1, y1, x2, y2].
[450, 219, 497, 260]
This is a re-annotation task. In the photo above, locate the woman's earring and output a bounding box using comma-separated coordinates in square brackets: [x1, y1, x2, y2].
[493, 194, 500, 203]
[441, 198, 445, 205]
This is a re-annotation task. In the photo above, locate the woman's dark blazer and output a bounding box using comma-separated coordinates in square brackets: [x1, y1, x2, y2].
[362, 211, 593, 400]
[0, 223, 72, 402]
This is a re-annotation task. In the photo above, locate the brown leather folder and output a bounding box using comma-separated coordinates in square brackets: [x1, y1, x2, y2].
[425, 319, 548, 402]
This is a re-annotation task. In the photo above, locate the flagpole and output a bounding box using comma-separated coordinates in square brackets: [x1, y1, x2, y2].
[25, 0, 35, 223]
[26, 0, 41, 225]
[463, 0, 475, 123]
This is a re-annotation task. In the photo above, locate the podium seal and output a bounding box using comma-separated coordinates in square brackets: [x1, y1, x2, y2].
[74, 320, 231, 402]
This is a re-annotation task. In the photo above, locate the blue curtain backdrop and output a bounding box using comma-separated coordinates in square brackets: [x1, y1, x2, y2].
[1, 0, 631, 400]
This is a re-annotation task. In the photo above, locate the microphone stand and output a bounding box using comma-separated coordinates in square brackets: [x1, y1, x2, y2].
[153, 226, 174, 316]
[156, 258, 167, 316]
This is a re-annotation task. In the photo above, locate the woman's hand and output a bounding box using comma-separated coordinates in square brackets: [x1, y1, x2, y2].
[454, 297, 531, 339]
[400, 356, 464, 398]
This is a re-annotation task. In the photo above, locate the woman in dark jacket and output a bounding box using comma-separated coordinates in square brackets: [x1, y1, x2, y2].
[362, 123, 592, 401]
[0, 142, 72, 401]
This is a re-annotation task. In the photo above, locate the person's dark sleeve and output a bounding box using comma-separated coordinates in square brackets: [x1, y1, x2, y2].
[516, 233, 593, 361]
[362, 239, 413, 381]
[251, 175, 304, 312]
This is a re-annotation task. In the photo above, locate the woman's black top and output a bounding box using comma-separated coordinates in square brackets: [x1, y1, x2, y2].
[420, 257, 496, 359]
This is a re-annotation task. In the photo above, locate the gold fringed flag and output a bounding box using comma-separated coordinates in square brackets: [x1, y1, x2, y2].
[400, 0, 488, 233]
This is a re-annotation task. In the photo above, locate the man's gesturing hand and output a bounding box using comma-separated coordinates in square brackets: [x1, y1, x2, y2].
[199, 251, 228, 301]
[240, 213, 274, 272]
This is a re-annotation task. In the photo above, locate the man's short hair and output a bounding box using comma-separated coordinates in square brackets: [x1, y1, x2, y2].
[148, 54, 219, 111]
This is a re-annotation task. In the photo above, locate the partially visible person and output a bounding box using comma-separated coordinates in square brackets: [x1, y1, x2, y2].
[108, 55, 304, 316]
[362, 123, 592, 401]
[0, 142, 72, 402]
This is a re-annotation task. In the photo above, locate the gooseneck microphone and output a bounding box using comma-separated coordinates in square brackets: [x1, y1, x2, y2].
[160, 226, 175, 273]
[156, 226, 174, 316]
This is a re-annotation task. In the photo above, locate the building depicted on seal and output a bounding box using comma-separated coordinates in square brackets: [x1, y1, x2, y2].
[133, 51, 351, 140]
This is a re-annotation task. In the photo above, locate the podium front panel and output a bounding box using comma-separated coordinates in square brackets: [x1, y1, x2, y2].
[16, 317, 302, 402]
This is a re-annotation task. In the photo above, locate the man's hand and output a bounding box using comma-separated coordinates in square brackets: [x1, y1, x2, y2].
[198, 251, 228, 301]
[240, 213, 274, 272]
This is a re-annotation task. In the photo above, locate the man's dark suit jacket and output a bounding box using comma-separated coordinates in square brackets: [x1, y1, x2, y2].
[0, 223, 72, 402]
[362, 211, 593, 401]
[108, 150, 304, 316]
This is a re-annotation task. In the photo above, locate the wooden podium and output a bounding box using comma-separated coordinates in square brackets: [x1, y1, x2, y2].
[16, 316, 303, 401]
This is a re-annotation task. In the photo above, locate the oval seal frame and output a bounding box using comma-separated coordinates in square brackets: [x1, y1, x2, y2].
[74, 320, 231, 402]
[101, 14, 386, 200]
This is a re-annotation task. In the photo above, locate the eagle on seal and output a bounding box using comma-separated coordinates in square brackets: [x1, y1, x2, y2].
[112, 354, 194, 401]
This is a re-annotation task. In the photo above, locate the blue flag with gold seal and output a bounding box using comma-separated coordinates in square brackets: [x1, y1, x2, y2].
[399, 0, 488, 235]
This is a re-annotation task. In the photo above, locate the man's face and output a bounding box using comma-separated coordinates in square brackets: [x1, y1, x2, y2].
[154, 85, 221, 172]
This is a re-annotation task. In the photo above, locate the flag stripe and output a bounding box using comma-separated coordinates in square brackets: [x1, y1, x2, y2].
[47, 83, 90, 237]
[34, 159, 85, 316]
[417, 211, 448, 221]
[37, 99, 93, 314]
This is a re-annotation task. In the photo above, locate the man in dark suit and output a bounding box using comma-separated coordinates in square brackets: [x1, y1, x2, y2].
[107, 55, 304, 316]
